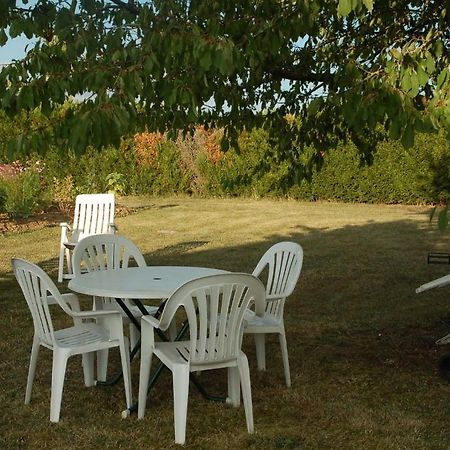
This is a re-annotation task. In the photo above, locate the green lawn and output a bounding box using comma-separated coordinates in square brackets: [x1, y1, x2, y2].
[2, 197, 450, 449]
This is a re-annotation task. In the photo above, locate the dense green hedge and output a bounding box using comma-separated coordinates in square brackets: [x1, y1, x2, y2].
[1, 108, 450, 217]
[293, 132, 450, 204]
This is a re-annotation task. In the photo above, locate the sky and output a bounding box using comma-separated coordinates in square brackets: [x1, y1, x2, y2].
[0, 0, 37, 64]
[0, 35, 33, 65]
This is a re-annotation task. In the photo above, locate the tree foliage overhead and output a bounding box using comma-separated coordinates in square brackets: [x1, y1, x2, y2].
[0, 0, 450, 157]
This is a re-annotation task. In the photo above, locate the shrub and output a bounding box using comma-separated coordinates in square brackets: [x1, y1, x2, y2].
[52, 175, 76, 213]
[0, 169, 46, 218]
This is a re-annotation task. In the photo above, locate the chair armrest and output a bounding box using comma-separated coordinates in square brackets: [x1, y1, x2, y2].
[110, 222, 118, 232]
[141, 315, 161, 329]
[48, 293, 81, 311]
[251, 260, 266, 278]
[59, 222, 71, 246]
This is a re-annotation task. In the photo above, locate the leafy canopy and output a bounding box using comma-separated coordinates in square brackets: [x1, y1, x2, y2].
[1, 0, 450, 158]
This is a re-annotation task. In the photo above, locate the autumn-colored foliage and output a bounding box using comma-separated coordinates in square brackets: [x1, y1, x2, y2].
[133, 132, 165, 167]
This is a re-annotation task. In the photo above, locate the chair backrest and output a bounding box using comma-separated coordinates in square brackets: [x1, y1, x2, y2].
[252, 241, 303, 300]
[72, 234, 146, 276]
[12, 258, 72, 347]
[158, 273, 266, 365]
[72, 194, 115, 241]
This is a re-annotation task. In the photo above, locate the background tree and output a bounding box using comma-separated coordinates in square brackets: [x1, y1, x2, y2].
[0, 0, 449, 162]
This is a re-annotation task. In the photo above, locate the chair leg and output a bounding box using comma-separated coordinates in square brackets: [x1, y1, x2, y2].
[25, 336, 40, 404]
[227, 366, 240, 407]
[82, 352, 95, 387]
[237, 352, 254, 434]
[172, 365, 190, 445]
[65, 248, 73, 279]
[138, 324, 154, 419]
[118, 338, 132, 409]
[57, 247, 65, 283]
[96, 349, 109, 382]
[50, 349, 69, 423]
[254, 334, 266, 371]
[279, 332, 291, 387]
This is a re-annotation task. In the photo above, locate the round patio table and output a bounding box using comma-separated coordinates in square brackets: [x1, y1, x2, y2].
[68, 266, 228, 300]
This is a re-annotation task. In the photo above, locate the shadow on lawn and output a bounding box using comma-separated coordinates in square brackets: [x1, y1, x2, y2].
[6, 217, 450, 373]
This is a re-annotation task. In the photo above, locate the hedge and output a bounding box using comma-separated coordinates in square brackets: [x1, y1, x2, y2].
[1, 109, 450, 217]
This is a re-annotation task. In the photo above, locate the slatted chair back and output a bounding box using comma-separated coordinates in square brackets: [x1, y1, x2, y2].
[72, 193, 115, 242]
[72, 234, 146, 275]
[158, 273, 265, 365]
[12, 258, 72, 348]
[252, 241, 303, 320]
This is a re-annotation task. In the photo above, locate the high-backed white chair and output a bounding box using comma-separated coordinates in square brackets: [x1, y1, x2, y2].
[72, 234, 168, 381]
[12, 258, 132, 422]
[138, 273, 266, 445]
[244, 241, 303, 387]
[58, 193, 116, 283]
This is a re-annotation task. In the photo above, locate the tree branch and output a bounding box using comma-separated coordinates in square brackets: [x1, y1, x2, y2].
[108, 0, 140, 15]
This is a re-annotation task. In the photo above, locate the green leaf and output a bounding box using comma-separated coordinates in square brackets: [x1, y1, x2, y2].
[425, 53, 436, 74]
[401, 123, 414, 148]
[408, 72, 419, 97]
[133, 73, 143, 94]
[437, 69, 449, 90]
[166, 86, 178, 107]
[308, 98, 324, 116]
[0, 29, 7, 46]
[400, 70, 412, 93]
[144, 57, 154, 74]
[434, 39, 444, 58]
[416, 65, 429, 86]
[391, 48, 402, 60]
[199, 49, 212, 71]
[363, 0, 373, 12]
[9, 21, 22, 38]
[19, 86, 34, 109]
[388, 118, 402, 140]
[338, 0, 352, 17]
[112, 50, 122, 62]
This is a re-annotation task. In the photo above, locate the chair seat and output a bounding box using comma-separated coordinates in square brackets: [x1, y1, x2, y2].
[244, 309, 281, 328]
[63, 242, 77, 250]
[154, 340, 236, 369]
[54, 323, 114, 349]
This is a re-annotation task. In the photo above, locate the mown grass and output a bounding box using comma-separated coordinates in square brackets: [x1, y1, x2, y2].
[2, 197, 450, 449]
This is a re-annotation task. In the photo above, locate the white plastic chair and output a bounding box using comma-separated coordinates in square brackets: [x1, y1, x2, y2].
[72, 233, 165, 381]
[58, 193, 116, 283]
[12, 258, 132, 423]
[244, 241, 303, 387]
[138, 273, 266, 445]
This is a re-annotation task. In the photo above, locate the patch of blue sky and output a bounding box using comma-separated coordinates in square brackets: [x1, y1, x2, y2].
[0, 0, 38, 65]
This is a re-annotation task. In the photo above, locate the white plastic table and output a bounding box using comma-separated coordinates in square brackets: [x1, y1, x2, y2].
[68, 266, 228, 300]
